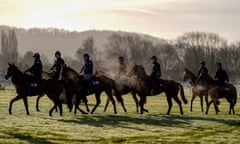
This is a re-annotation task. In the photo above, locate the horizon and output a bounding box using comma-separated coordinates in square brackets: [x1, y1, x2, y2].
[1, 0, 240, 42]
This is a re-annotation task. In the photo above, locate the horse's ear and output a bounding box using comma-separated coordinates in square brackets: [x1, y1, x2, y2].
[8, 63, 12, 66]
[134, 62, 137, 66]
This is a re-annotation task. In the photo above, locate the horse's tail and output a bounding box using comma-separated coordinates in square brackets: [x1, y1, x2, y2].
[179, 84, 188, 104]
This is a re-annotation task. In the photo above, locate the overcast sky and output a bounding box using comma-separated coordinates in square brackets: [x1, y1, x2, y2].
[1, 0, 240, 41]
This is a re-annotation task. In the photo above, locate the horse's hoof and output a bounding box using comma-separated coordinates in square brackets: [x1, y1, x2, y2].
[27, 113, 30, 115]
[36, 109, 40, 112]
[9, 112, 12, 115]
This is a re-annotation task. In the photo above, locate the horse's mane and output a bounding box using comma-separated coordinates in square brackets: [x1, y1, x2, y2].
[136, 65, 147, 74]
[198, 74, 215, 83]
[184, 68, 197, 77]
[95, 70, 114, 79]
[12, 64, 23, 75]
[65, 66, 79, 76]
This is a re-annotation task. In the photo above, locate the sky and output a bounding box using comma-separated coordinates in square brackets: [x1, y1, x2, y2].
[1, 0, 240, 41]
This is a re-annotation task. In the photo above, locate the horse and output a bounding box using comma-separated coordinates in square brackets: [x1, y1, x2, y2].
[37, 70, 89, 113]
[95, 70, 139, 112]
[182, 68, 209, 112]
[35, 70, 55, 112]
[196, 74, 237, 114]
[4, 63, 72, 116]
[61, 66, 123, 114]
[128, 64, 188, 115]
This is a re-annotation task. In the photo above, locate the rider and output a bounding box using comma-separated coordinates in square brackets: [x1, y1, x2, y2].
[150, 56, 162, 95]
[50, 51, 65, 80]
[80, 53, 94, 85]
[215, 62, 229, 86]
[197, 61, 208, 77]
[150, 56, 161, 80]
[24, 53, 42, 87]
[118, 56, 127, 77]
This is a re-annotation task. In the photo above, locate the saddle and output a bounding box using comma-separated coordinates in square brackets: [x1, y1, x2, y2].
[145, 78, 164, 96]
[146, 78, 164, 88]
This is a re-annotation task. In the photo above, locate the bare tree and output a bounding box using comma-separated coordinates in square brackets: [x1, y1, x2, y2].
[0, 29, 19, 71]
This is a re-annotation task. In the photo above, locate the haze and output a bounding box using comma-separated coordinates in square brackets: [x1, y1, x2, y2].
[1, 0, 240, 41]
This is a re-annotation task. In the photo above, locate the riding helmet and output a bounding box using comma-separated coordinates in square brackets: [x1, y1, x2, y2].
[33, 53, 40, 59]
[119, 56, 124, 61]
[151, 56, 157, 60]
[216, 62, 222, 67]
[55, 50, 61, 56]
[200, 61, 206, 65]
[83, 53, 89, 58]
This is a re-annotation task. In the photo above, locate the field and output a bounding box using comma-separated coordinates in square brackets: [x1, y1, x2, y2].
[0, 87, 240, 144]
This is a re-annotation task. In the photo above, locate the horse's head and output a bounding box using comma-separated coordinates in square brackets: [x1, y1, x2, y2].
[5, 63, 13, 80]
[5, 63, 22, 80]
[61, 65, 79, 82]
[128, 64, 147, 79]
[182, 68, 197, 82]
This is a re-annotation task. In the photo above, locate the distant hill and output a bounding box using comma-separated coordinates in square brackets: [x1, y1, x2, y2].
[0, 25, 166, 61]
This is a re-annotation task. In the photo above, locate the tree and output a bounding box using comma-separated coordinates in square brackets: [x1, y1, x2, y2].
[75, 37, 102, 70]
[176, 32, 227, 74]
[0, 29, 19, 71]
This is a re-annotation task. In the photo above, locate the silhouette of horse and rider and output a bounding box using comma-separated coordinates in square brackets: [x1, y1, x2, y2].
[4, 50, 237, 116]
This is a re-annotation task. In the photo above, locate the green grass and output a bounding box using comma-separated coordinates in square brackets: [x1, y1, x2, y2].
[0, 87, 240, 143]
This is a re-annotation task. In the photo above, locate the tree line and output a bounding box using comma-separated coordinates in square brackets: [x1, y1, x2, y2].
[1, 29, 240, 81]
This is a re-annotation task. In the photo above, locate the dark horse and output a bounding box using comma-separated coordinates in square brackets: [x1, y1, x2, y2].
[196, 74, 237, 114]
[183, 68, 209, 112]
[35, 71, 55, 112]
[95, 71, 139, 112]
[128, 64, 188, 115]
[61, 66, 123, 114]
[5, 63, 71, 116]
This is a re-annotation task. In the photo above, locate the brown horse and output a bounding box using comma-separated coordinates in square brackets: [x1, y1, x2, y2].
[35, 71, 55, 111]
[196, 74, 237, 114]
[183, 68, 208, 112]
[128, 64, 188, 115]
[95, 70, 139, 112]
[61, 66, 123, 114]
[5, 63, 71, 116]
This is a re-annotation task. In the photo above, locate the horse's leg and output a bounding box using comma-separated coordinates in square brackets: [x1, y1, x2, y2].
[205, 100, 213, 115]
[103, 96, 110, 112]
[9, 95, 22, 115]
[190, 94, 196, 112]
[139, 95, 146, 114]
[36, 94, 44, 112]
[82, 96, 90, 113]
[75, 94, 87, 114]
[22, 96, 30, 115]
[49, 104, 57, 116]
[115, 92, 127, 113]
[131, 91, 139, 113]
[106, 90, 117, 114]
[91, 92, 101, 114]
[74, 94, 80, 114]
[166, 96, 173, 115]
[200, 96, 204, 112]
[173, 95, 183, 115]
[57, 101, 63, 116]
[213, 101, 219, 114]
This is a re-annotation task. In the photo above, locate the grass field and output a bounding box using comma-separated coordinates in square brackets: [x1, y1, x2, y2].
[0, 87, 240, 144]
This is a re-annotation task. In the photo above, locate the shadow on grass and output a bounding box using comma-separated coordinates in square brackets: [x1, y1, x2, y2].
[3, 131, 53, 144]
[58, 114, 240, 129]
